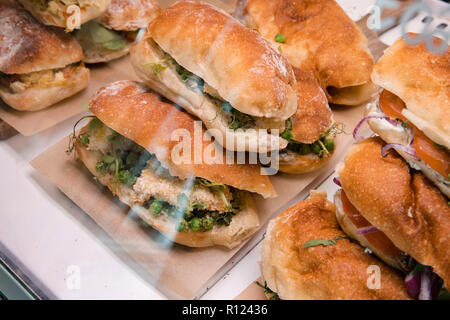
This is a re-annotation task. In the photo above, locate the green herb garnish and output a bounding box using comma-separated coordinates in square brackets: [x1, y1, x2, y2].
[274, 33, 286, 43]
[303, 236, 349, 249]
[255, 281, 281, 300]
[144, 60, 168, 80]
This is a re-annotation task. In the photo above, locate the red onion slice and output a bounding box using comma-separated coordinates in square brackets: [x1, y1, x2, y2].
[381, 143, 418, 158]
[419, 267, 433, 300]
[356, 225, 379, 236]
[353, 115, 398, 142]
[333, 177, 342, 187]
[405, 269, 421, 298]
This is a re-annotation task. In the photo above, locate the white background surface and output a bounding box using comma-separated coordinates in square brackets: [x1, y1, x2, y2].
[1, 0, 446, 300]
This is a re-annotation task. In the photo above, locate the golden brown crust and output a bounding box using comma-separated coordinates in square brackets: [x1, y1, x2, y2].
[241, 0, 375, 105]
[290, 68, 332, 144]
[279, 136, 336, 174]
[337, 137, 450, 287]
[75, 137, 260, 249]
[17, 0, 111, 31]
[261, 191, 411, 300]
[88, 80, 276, 198]
[99, 0, 162, 31]
[371, 36, 450, 149]
[147, 0, 297, 120]
[0, 1, 84, 74]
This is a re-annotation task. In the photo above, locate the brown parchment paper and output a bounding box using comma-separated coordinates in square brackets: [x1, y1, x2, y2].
[0, 56, 138, 136]
[30, 102, 364, 299]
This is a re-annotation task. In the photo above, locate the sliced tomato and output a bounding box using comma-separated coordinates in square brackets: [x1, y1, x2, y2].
[379, 89, 450, 180]
[341, 190, 405, 258]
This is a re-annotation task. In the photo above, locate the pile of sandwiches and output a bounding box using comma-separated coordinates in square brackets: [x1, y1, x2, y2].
[2, 0, 448, 300]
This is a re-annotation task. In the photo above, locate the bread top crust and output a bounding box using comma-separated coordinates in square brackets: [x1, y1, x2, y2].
[0, 1, 83, 74]
[371, 36, 450, 149]
[337, 137, 450, 286]
[290, 68, 332, 143]
[99, 0, 162, 31]
[241, 0, 374, 92]
[147, 0, 297, 120]
[261, 191, 411, 300]
[88, 80, 276, 198]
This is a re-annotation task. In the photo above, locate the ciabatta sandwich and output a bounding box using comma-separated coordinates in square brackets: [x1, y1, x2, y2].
[0, 1, 89, 111]
[131, 0, 298, 153]
[238, 0, 378, 106]
[334, 137, 449, 300]
[260, 191, 411, 300]
[73, 80, 276, 248]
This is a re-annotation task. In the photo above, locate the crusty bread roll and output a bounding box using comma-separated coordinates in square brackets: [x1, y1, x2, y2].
[130, 36, 289, 153]
[371, 36, 450, 150]
[17, 0, 110, 31]
[0, 66, 89, 111]
[239, 0, 377, 106]
[261, 191, 411, 300]
[99, 0, 162, 31]
[0, 1, 84, 75]
[88, 80, 276, 199]
[365, 101, 450, 198]
[337, 137, 450, 287]
[75, 135, 260, 249]
[279, 68, 335, 174]
[147, 0, 297, 120]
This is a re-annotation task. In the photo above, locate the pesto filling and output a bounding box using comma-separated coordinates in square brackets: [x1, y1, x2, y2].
[75, 118, 241, 233]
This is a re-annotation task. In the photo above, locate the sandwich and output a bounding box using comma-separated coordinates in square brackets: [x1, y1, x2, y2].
[238, 0, 378, 106]
[0, 0, 89, 111]
[334, 137, 449, 300]
[72, 80, 276, 248]
[359, 36, 449, 198]
[17, 0, 110, 31]
[74, 0, 162, 63]
[260, 191, 411, 300]
[131, 0, 298, 153]
[278, 68, 336, 174]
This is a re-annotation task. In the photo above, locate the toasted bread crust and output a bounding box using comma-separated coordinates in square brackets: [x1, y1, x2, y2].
[0, 1, 84, 74]
[261, 191, 411, 300]
[147, 0, 297, 120]
[88, 80, 276, 198]
[337, 138, 450, 287]
[240, 0, 375, 105]
[371, 36, 450, 149]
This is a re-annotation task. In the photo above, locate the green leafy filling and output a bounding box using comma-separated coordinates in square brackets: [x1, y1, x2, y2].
[283, 122, 341, 158]
[76, 21, 127, 51]
[255, 281, 281, 300]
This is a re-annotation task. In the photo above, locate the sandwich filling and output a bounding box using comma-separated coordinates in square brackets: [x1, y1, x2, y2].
[143, 40, 286, 133]
[279, 121, 336, 159]
[74, 21, 139, 55]
[0, 62, 86, 93]
[76, 118, 243, 233]
[29, 0, 100, 15]
[361, 90, 449, 196]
